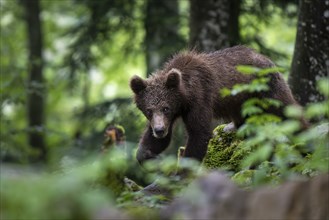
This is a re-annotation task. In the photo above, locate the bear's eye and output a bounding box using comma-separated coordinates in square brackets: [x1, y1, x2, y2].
[146, 109, 152, 116]
[163, 107, 170, 113]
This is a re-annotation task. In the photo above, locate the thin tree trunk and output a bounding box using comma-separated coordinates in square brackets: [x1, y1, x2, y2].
[144, 0, 185, 76]
[289, 0, 329, 106]
[189, 0, 241, 52]
[23, 0, 47, 162]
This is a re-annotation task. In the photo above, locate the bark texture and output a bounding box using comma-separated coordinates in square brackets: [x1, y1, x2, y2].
[189, 0, 241, 52]
[289, 0, 329, 106]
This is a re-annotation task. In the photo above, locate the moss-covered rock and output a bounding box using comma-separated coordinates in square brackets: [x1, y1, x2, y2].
[203, 124, 250, 172]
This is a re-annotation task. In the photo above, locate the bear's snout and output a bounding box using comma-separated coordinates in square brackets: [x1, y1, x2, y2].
[154, 126, 165, 137]
[151, 113, 169, 138]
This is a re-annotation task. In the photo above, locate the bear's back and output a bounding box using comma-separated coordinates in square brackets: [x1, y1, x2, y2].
[208, 45, 275, 69]
[162, 46, 275, 91]
[205, 45, 276, 89]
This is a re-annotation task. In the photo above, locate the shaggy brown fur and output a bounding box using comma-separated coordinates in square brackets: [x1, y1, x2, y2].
[130, 45, 303, 163]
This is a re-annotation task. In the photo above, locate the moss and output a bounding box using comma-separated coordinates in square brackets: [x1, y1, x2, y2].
[231, 170, 255, 187]
[203, 124, 250, 172]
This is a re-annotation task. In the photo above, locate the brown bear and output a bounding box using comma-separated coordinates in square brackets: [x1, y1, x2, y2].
[130, 45, 302, 164]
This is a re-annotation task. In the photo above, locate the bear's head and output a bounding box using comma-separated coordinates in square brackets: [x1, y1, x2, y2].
[130, 68, 184, 139]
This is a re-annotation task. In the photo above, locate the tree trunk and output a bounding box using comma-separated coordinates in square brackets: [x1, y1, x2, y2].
[189, 0, 241, 52]
[289, 0, 329, 106]
[23, 0, 47, 162]
[144, 0, 185, 75]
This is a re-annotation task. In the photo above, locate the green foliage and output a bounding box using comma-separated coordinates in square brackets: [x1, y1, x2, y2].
[216, 66, 329, 186]
[236, 66, 285, 76]
[0, 0, 30, 162]
[115, 155, 203, 217]
[2, 178, 114, 220]
[75, 99, 146, 143]
[63, 0, 144, 81]
[242, 98, 281, 118]
[1, 154, 115, 219]
[240, 1, 298, 69]
[104, 102, 146, 142]
[143, 156, 202, 193]
[1, 147, 165, 219]
[1, 0, 147, 163]
[221, 66, 285, 98]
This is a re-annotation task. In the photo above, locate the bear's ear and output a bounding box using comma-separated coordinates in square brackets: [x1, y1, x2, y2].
[130, 75, 146, 94]
[166, 68, 181, 88]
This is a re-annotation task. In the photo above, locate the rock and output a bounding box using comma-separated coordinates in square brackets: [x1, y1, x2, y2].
[124, 177, 143, 192]
[92, 207, 129, 220]
[246, 174, 329, 220]
[161, 172, 248, 219]
[223, 122, 237, 133]
[309, 174, 329, 220]
[162, 172, 329, 220]
[140, 181, 172, 198]
[245, 181, 310, 219]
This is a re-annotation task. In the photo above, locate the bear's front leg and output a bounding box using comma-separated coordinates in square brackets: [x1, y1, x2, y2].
[136, 124, 172, 164]
[182, 110, 212, 161]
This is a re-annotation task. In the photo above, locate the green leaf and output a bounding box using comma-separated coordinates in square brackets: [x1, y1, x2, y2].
[236, 65, 260, 74]
[306, 102, 329, 118]
[279, 120, 300, 134]
[263, 98, 282, 108]
[258, 67, 285, 76]
[246, 114, 282, 125]
[241, 144, 272, 168]
[284, 105, 303, 118]
[220, 87, 231, 97]
[317, 78, 329, 97]
[242, 105, 263, 117]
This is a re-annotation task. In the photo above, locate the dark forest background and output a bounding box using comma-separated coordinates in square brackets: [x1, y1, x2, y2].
[1, 0, 328, 167]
